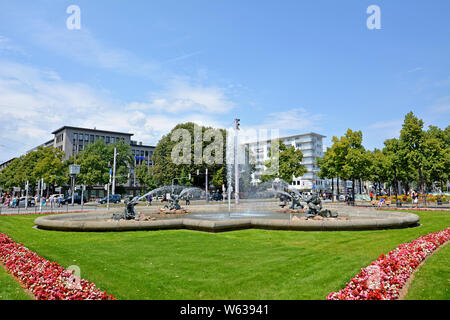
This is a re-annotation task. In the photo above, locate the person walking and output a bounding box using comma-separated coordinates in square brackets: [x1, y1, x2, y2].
[146, 193, 152, 206]
[412, 190, 419, 208]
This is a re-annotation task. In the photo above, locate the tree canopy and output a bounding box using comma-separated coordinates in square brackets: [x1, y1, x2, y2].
[260, 141, 307, 184]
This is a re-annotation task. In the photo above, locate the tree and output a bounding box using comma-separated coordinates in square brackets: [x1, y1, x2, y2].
[366, 148, 389, 195]
[135, 164, 158, 191]
[317, 146, 339, 200]
[33, 147, 68, 187]
[399, 112, 425, 193]
[0, 147, 67, 193]
[260, 141, 307, 184]
[322, 129, 369, 204]
[211, 167, 224, 189]
[422, 125, 450, 191]
[70, 139, 132, 187]
[151, 122, 227, 188]
[382, 138, 411, 203]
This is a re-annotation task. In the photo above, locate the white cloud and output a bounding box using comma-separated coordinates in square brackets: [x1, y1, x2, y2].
[0, 35, 27, 56]
[259, 107, 325, 132]
[0, 61, 234, 160]
[430, 96, 450, 113]
[27, 22, 159, 77]
[368, 120, 403, 130]
[125, 79, 235, 114]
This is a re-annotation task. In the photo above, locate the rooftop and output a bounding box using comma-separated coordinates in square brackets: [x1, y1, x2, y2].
[246, 132, 326, 145]
[51, 126, 134, 136]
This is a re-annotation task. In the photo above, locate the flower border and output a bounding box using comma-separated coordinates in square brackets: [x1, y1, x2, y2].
[327, 227, 450, 300]
[0, 233, 114, 300]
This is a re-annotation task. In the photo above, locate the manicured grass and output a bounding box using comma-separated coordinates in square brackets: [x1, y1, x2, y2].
[0, 265, 32, 300]
[405, 242, 449, 300]
[0, 210, 448, 300]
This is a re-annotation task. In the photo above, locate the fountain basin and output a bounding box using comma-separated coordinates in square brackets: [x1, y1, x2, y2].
[34, 207, 419, 233]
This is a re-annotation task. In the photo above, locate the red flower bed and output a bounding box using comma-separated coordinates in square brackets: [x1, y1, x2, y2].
[0, 234, 114, 300]
[327, 227, 450, 300]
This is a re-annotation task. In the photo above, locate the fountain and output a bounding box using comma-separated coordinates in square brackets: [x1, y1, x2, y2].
[33, 123, 420, 233]
[112, 196, 139, 220]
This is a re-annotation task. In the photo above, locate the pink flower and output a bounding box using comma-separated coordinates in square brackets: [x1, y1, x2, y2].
[327, 227, 450, 300]
[0, 234, 114, 300]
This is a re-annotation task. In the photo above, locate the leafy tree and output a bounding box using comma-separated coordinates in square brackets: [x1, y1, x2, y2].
[151, 122, 227, 188]
[69, 139, 132, 187]
[367, 148, 389, 195]
[321, 129, 369, 203]
[317, 146, 339, 199]
[260, 141, 307, 184]
[33, 147, 68, 186]
[136, 164, 158, 191]
[0, 147, 67, 193]
[422, 125, 450, 191]
[399, 112, 425, 193]
[211, 167, 224, 189]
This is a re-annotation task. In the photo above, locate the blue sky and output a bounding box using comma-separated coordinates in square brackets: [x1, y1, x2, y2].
[0, 0, 449, 162]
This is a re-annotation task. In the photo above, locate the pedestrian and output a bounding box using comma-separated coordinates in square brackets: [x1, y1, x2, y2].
[11, 196, 17, 208]
[370, 192, 373, 201]
[146, 193, 152, 206]
[185, 193, 190, 206]
[412, 190, 419, 208]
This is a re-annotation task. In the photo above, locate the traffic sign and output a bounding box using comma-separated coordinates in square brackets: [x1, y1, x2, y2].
[69, 164, 81, 175]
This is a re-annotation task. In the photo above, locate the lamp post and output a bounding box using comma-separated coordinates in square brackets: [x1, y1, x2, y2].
[112, 148, 117, 195]
[69, 164, 81, 206]
[234, 118, 240, 205]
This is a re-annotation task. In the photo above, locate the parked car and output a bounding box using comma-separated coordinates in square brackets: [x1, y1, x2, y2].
[210, 192, 223, 201]
[98, 194, 121, 204]
[18, 197, 36, 208]
[61, 194, 87, 205]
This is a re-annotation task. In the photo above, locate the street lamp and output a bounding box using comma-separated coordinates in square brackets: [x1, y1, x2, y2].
[69, 164, 81, 206]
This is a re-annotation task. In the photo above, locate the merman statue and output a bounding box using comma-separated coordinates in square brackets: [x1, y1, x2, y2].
[113, 196, 139, 220]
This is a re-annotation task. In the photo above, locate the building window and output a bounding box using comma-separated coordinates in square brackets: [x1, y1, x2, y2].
[74, 133, 78, 140]
[79, 134, 83, 141]
[106, 136, 110, 144]
[101, 136, 105, 141]
[90, 135, 94, 143]
[95, 135, 99, 140]
[85, 134, 89, 142]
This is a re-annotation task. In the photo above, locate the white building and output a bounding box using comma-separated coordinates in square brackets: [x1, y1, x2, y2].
[246, 132, 326, 191]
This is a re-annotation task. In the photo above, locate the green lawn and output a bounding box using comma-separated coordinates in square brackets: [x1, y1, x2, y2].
[0, 210, 448, 300]
[405, 240, 449, 300]
[0, 265, 32, 300]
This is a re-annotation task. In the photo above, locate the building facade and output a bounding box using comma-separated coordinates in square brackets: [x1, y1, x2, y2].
[1, 126, 156, 198]
[246, 132, 326, 191]
[51, 126, 155, 165]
